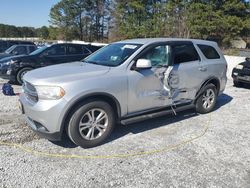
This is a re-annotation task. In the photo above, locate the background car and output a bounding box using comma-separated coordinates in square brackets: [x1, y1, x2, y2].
[0, 40, 35, 53]
[0, 43, 101, 84]
[232, 57, 250, 87]
[0, 44, 37, 60]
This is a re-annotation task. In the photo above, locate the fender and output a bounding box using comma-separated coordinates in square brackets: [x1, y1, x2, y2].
[195, 77, 220, 102]
[59, 92, 122, 135]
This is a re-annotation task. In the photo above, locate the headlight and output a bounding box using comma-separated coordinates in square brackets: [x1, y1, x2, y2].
[35, 86, 65, 100]
[3, 59, 18, 66]
[235, 64, 243, 70]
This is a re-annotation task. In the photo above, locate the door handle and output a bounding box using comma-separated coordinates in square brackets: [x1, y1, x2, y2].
[199, 66, 207, 72]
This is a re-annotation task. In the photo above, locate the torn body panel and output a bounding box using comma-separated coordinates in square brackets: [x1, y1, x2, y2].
[128, 66, 181, 114]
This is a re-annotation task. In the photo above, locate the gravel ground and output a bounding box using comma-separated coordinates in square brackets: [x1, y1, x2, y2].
[0, 56, 250, 187]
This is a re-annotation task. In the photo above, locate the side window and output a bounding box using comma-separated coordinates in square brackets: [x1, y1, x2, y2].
[197, 44, 220, 59]
[68, 45, 83, 55]
[28, 46, 36, 53]
[47, 45, 66, 56]
[12, 46, 27, 55]
[140, 45, 171, 67]
[82, 46, 91, 54]
[173, 44, 199, 64]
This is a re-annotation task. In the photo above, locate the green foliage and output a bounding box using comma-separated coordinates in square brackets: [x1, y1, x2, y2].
[0, 0, 249, 47]
[36, 26, 49, 39]
[115, 0, 250, 46]
[49, 0, 111, 41]
[0, 24, 36, 38]
[186, 0, 248, 46]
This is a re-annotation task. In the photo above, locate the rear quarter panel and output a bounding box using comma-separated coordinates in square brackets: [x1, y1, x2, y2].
[194, 42, 227, 94]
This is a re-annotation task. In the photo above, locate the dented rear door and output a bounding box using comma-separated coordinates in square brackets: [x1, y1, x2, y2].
[169, 42, 202, 103]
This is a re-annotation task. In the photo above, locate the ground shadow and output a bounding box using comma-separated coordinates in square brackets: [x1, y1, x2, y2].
[214, 93, 233, 111]
[51, 93, 233, 148]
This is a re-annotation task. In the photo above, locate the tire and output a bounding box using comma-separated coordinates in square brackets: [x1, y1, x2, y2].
[16, 67, 33, 85]
[67, 100, 115, 148]
[195, 84, 217, 114]
[233, 80, 242, 87]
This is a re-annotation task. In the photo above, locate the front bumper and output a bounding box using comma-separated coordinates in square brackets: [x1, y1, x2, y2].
[232, 68, 250, 84]
[19, 93, 68, 141]
[0, 64, 16, 81]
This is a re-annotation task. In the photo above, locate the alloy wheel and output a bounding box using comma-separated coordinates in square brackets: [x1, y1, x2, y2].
[202, 88, 215, 109]
[78, 108, 108, 140]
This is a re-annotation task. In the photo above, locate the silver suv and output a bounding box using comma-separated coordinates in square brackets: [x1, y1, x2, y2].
[20, 38, 227, 148]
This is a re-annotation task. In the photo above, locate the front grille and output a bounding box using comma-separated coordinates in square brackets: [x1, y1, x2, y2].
[243, 67, 250, 72]
[23, 81, 38, 103]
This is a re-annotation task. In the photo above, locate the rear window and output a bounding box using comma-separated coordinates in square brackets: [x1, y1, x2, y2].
[28, 46, 36, 53]
[68, 45, 83, 55]
[197, 44, 220, 59]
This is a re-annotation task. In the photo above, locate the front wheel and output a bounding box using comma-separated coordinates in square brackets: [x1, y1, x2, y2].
[67, 100, 115, 148]
[195, 84, 217, 114]
[16, 67, 33, 85]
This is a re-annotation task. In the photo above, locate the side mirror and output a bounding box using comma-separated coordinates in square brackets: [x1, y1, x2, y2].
[136, 59, 152, 69]
[245, 57, 250, 62]
[13, 51, 19, 55]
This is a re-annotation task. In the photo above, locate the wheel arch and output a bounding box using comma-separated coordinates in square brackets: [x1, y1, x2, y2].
[195, 77, 220, 101]
[16, 65, 34, 73]
[16, 66, 34, 84]
[60, 92, 122, 134]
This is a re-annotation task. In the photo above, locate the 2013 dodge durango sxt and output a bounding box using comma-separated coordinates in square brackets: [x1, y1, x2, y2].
[20, 38, 227, 148]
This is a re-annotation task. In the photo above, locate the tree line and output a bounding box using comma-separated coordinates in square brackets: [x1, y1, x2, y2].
[0, 0, 249, 47]
[0, 24, 57, 40]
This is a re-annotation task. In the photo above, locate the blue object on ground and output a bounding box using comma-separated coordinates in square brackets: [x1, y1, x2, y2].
[2, 83, 16, 96]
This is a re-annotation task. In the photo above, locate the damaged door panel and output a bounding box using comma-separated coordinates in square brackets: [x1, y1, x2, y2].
[127, 42, 204, 114]
[128, 44, 179, 114]
[169, 43, 203, 104]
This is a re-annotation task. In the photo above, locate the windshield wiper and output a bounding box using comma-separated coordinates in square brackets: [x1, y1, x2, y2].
[83, 60, 99, 65]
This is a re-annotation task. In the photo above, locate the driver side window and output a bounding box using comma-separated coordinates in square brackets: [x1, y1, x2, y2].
[140, 45, 171, 67]
[12, 46, 26, 55]
[46, 45, 66, 56]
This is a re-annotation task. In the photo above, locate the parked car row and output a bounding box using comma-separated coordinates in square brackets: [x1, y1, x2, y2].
[0, 42, 103, 84]
[0, 44, 37, 59]
[0, 40, 35, 53]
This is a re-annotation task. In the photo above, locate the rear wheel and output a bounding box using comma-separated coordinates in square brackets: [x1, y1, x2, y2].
[16, 67, 32, 85]
[67, 100, 115, 148]
[195, 84, 217, 114]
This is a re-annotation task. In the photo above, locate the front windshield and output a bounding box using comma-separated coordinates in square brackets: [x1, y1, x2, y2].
[30, 46, 49, 55]
[5, 45, 17, 54]
[84, 43, 142, 67]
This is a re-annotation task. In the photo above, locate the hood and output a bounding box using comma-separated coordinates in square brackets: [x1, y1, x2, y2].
[240, 60, 250, 68]
[24, 62, 111, 85]
[0, 54, 32, 63]
[0, 53, 11, 60]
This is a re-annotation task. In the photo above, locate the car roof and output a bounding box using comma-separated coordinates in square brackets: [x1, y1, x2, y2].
[11, 44, 36, 47]
[115, 38, 218, 46]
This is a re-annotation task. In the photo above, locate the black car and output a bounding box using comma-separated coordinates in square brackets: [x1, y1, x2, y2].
[0, 44, 37, 60]
[0, 40, 35, 53]
[0, 43, 100, 84]
[232, 57, 250, 87]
